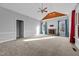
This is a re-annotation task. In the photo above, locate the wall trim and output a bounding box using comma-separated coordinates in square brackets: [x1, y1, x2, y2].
[0, 32, 15, 34]
[0, 38, 16, 44]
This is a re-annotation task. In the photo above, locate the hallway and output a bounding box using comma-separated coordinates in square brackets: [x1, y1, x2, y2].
[0, 36, 79, 56]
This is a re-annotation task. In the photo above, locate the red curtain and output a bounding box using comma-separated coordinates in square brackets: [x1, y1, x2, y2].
[70, 10, 75, 43]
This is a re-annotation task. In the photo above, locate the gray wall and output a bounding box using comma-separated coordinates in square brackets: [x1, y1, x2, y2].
[0, 7, 40, 42]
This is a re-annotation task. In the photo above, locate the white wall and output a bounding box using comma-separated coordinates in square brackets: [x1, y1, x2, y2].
[0, 7, 40, 43]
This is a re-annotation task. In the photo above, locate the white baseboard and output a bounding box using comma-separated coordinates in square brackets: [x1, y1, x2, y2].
[0, 39, 16, 44]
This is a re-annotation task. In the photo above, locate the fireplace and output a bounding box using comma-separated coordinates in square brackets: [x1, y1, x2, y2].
[48, 25, 56, 35]
[48, 29, 56, 35]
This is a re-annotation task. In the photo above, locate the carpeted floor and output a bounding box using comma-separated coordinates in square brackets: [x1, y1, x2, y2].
[0, 36, 79, 56]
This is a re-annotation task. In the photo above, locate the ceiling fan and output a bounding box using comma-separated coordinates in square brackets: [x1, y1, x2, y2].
[38, 3, 48, 13]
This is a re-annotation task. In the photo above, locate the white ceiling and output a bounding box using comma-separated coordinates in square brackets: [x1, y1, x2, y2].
[0, 3, 77, 20]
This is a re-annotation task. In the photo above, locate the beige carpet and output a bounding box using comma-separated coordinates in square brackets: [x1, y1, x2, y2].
[0, 36, 79, 56]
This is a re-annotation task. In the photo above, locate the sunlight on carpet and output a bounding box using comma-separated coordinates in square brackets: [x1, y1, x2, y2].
[23, 36, 55, 42]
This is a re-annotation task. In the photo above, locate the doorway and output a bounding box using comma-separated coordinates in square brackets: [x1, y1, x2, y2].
[16, 20, 24, 39]
[58, 20, 69, 37]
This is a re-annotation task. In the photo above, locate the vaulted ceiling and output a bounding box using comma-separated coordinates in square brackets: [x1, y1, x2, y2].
[0, 3, 77, 20]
